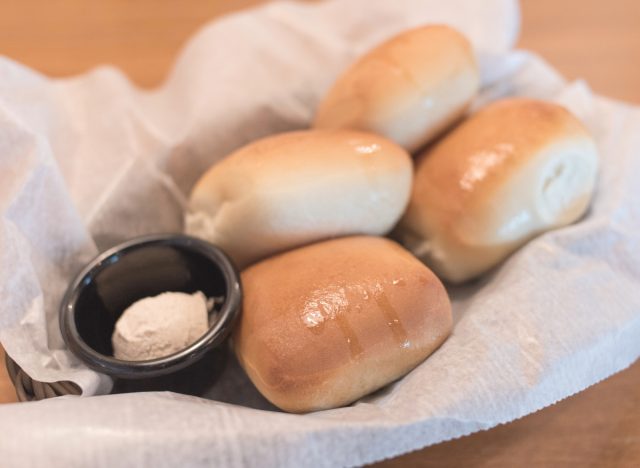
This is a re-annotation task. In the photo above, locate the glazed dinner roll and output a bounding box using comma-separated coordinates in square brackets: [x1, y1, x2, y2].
[186, 129, 412, 268]
[235, 236, 452, 413]
[314, 25, 479, 153]
[397, 98, 599, 283]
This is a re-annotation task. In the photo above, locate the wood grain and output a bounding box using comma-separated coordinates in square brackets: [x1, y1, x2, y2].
[1, 0, 639, 465]
[519, 0, 640, 104]
[0, 0, 268, 88]
[377, 361, 640, 467]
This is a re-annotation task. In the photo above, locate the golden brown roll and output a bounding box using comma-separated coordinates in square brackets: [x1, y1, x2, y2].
[313, 25, 480, 153]
[397, 98, 599, 283]
[235, 236, 452, 413]
[186, 129, 412, 268]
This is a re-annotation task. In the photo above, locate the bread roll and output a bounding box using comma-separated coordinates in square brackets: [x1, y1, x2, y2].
[397, 98, 599, 283]
[186, 129, 412, 268]
[235, 236, 452, 413]
[313, 25, 479, 153]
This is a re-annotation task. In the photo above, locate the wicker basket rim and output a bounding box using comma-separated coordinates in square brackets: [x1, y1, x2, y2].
[4, 353, 81, 402]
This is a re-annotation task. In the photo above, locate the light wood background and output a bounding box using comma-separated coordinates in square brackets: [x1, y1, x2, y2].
[1, 0, 639, 465]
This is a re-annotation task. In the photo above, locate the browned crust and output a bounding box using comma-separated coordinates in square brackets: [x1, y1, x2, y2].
[191, 129, 411, 201]
[314, 25, 477, 127]
[235, 236, 452, 412]
[405, 98, 593, 241]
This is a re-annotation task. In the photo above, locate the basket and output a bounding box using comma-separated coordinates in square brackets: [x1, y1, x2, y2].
[4, 353, 81, 402]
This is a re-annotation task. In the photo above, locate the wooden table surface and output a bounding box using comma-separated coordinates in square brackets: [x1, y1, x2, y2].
[1, 0, 639, 465]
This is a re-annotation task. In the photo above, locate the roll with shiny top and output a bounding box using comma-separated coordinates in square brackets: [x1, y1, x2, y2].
[235, 236, 452, 413]
[397, 98, 599, 283]
[186, 129, 412, 268]
[314, 25, 480, 153]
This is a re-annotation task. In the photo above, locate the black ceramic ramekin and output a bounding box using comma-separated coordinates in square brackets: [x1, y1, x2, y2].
[59, 234, 241, 379]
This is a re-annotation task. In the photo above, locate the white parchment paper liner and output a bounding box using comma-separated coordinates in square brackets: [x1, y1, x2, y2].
[1, 0, 639, 466]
